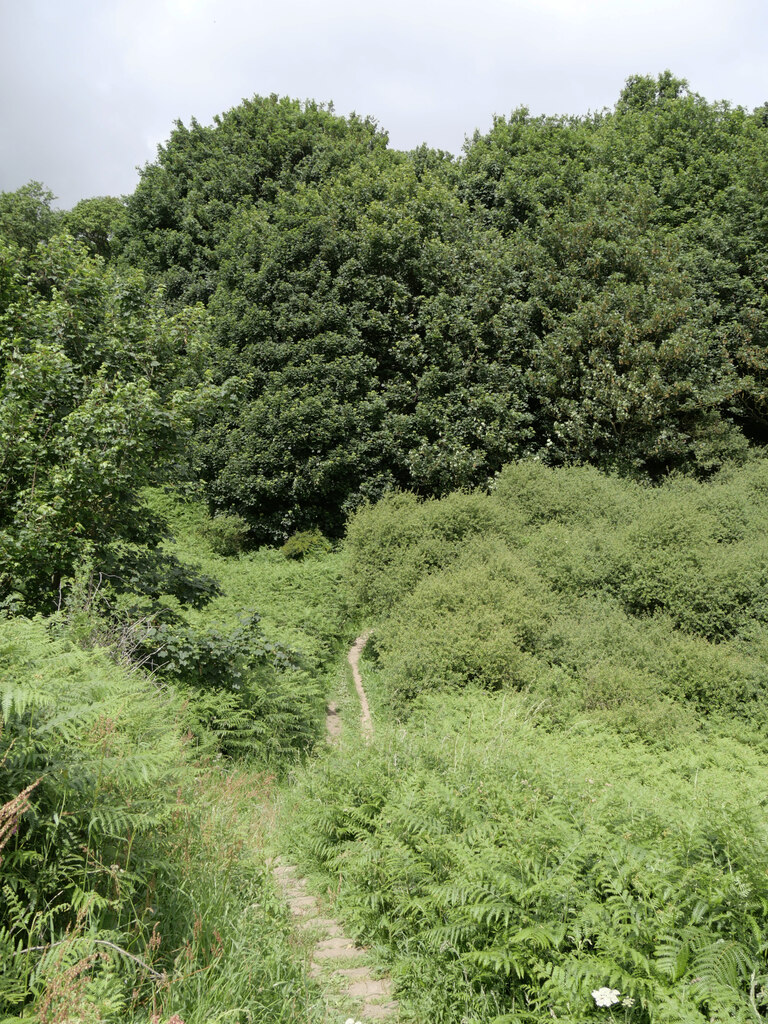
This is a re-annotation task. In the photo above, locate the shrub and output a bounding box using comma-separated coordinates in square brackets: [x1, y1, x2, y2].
[0, 615, 187, 1015]
[281, 528, 332, 560]
[201, 512, 251, 555]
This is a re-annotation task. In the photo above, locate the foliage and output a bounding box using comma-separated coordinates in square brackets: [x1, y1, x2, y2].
[292, 458, 768, 1017]
[0, 232, 207, 612]
[199, 511, 250, 555]
[120, 95, 388, 307]
[290, 690, 768, 1023]
[60, 195, 127, 261]
[9, 75, 768, 1024]
[342, 460, 768, 727]
[114, 76, 768, 537]
[281, 529, 332, 560]
[0, 614, 185, 1015]
[140, 612, 323, 761]
[145, 486, 346, 673]
[193, 152, 530, 540]
[0, 616, 324, 1023]
[0, 182, 61, 250]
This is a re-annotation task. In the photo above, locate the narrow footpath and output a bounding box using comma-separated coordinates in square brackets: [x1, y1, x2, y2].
[272, 633, 399, 1022]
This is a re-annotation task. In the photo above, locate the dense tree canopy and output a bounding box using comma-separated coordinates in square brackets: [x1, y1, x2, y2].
[110, 76, 768, 539]
[4, 74, 768, 544]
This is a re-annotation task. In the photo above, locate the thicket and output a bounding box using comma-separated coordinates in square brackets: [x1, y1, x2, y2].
[6, 74, 767, 542]
[0, 187, 337, 1015]
[0, 486, 340, 1017]
[292, 692, 768, 1023]
[343, 460, 768, 731]
[287, 459, 768, 1021]
[0, 217, 210, 614]
[0, 207, 328, 764]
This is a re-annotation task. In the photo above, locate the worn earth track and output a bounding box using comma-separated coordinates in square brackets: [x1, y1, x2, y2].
[273, 634, 399, 1021]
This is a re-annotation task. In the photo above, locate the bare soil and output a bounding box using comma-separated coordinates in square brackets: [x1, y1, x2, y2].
[347, 631, 373, 740]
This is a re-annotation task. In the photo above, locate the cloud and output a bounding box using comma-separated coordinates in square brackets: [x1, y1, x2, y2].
[1, 0, 766, 206]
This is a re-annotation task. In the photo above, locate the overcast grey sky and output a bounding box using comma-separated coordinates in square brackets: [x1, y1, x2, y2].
[1, 0, 767, 208]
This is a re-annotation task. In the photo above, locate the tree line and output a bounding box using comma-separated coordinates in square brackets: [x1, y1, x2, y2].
[3, 71, 768, 601]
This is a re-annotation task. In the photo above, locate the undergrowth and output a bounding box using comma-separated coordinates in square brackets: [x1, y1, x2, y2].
[289, 690, 768, 1023]
[0, 615, 325, 1022]
[145, 487, 345, 673]
[0, 493, 343, 1021]
[287, 457, 768, 1022]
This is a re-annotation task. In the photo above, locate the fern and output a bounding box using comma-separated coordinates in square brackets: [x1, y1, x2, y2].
[0, 616, 189, 1013]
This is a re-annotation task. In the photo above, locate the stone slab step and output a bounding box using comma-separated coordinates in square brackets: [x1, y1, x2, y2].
[298, 917, 343, 937]
[313, 936, 365, 960]
[335, 965, 372, 980]
[289, 895, 317, 915]
[360, 1003, 398, 1019]
[348, 978, 392, 998]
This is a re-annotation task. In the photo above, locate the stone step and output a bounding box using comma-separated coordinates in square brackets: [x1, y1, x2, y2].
[335, 965, 372, 980]
[313, 936, 365, 960]
[299, 917, 344, 937]
[348, 978, 392, 998]
[272, 853, 398, 1018]
[289, 895, 317, 915]
[360, 1002, 398, 1019]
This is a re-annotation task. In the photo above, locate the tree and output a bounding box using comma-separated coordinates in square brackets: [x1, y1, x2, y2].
[0, 234, 201, 610]
[0, 181, 60, 249]
[61, 195, 127, 260]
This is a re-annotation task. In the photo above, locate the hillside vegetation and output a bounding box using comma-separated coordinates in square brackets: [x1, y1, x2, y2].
[290, 461, 768, 1022]
[120, 73, 768, 540]
[2, 71, 768, 1022]
[5, 73, 768, 551]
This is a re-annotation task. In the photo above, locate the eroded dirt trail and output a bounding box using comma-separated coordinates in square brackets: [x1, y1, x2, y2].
[275, 634, 398, 1021]
[347, 630, 373, 740]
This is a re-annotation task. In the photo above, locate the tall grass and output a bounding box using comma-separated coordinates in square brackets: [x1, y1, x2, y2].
[0, 616, 324, 1022]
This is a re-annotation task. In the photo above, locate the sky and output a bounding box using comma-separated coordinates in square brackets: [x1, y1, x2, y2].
[1, 0, 767, 208]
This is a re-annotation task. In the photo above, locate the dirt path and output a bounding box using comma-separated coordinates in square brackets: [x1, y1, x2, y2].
[273, 858, 397, 1020]
[347, 631, 373, 740]
[275, 633, 399, 1021]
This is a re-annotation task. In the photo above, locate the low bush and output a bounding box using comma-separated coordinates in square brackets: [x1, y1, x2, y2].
[201, 512, 251, 555]
[280, 528, 332, 560]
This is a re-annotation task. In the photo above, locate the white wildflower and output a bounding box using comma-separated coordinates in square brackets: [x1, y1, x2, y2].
[621, 996, 635, 1007]
[592, 987, 621, 1007]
